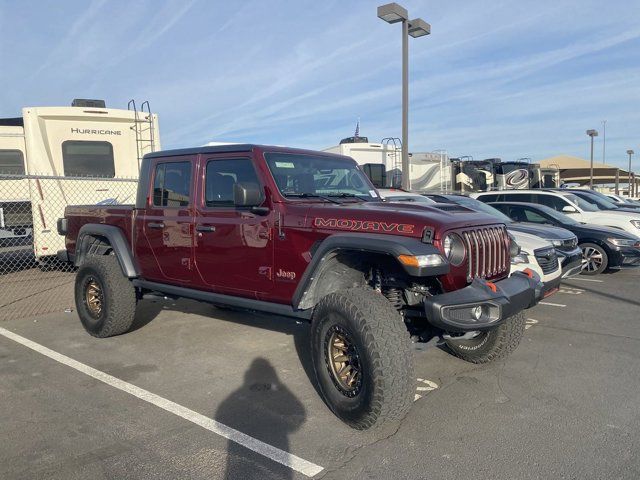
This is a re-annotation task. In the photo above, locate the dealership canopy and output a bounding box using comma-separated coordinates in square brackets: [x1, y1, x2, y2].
[539, 155, 637, 190]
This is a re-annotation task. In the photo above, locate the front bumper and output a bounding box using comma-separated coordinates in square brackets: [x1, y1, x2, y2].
[609, 246, 640, 269]
[558, 247, 583, 278]
[423, 271, 541, 332]
[540, 273, 562, 298]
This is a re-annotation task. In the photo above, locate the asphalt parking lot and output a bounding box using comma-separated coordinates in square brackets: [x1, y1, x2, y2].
[1, 269, 639, 480]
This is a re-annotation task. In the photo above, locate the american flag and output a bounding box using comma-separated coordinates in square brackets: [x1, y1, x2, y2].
[354, 119, 360, 138]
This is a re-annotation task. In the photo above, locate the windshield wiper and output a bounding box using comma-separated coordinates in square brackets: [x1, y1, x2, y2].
[327, 193, 368, 202]
[285, 192, 341, 204]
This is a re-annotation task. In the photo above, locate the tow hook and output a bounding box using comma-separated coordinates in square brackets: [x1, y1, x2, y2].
[442, 331, 482, 340]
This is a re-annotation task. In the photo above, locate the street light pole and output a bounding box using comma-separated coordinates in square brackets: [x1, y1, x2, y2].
[401, 18, 409, 190]
[586, 129, 598, 189]
[602, 120, 606, 164]
[627, 149, 635, 197]
[378, 3, 430, 191]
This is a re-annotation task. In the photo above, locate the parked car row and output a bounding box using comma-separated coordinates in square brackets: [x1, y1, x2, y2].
[378, 187, 640, 278]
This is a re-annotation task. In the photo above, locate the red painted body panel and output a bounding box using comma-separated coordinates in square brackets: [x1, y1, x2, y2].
[64, 145, 510, 305]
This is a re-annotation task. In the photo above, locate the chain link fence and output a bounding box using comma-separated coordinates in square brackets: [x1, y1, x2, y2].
[0, 174, 138, 321]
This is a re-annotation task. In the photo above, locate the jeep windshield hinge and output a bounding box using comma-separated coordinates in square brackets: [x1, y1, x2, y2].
[277, 211, 285, 240]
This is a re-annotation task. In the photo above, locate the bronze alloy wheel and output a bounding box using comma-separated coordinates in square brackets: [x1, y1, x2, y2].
[325, 325, 362, 397]
[85, 277, 104, 318]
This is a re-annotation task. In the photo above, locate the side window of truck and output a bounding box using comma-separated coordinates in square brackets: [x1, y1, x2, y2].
[152, 162, 192, 207]
[205, 158, 261, 207]
[62, 141, 115, 177]
[0, 150, 25, 175]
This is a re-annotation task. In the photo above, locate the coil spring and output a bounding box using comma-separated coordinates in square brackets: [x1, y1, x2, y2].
[382, 287, 404, 311]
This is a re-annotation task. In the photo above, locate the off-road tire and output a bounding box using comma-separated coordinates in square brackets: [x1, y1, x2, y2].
[75, 255, 137, 338]
[444, 312, 525, 364]
[580, 242, 608, 275]
[310, 287, 414, 430]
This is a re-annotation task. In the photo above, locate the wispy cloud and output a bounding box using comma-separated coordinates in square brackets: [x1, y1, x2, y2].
[3, 0, 640, 168]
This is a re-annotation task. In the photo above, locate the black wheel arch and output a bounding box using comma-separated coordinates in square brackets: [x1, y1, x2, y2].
[293, 233, 448, 310]
[578, 237, 613, 256]
[74, 224, 140, 278]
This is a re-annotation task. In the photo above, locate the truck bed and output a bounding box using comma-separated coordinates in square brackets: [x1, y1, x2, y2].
[64, 205, 135, 259]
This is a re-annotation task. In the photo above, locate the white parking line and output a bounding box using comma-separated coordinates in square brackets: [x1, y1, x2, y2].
[558, 287, 584, 295]
[525, 318, 539, 330]
[0, 327, 323, 478]
[539, 301, 566, 307]
[567, 277, 603, 283]
[414, 378, 439, 401]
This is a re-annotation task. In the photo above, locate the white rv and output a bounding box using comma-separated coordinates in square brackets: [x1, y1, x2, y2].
[323, 138, 450, 191]
[0, 99, 160, 263]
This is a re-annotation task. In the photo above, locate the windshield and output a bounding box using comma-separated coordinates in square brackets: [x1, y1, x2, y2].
[265, 153, 379, 201]
[446, 195, 513, 223]
[534, 204, 580, 225]
[562, 193, 599, 212]
[572, 191, 619, 210]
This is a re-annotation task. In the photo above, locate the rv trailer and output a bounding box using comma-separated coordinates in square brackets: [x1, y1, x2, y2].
[324, 137, 450, 191]
[451, 158, 499, 193]
[0, 99, 160, 263]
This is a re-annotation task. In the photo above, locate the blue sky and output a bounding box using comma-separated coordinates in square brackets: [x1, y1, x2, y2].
[1, 0, 639, 168]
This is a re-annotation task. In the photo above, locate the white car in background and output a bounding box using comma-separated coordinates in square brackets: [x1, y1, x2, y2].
[509, 230, 562, 298]
[605, 193, 640, 207]
[378, 189, 434, 203]
[379, 188, 562, 297]
[472, 190, 640, 235]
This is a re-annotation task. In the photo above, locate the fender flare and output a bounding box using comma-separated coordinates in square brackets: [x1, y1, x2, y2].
[75, 224, 140, 278]
[292, 233, 449, 310]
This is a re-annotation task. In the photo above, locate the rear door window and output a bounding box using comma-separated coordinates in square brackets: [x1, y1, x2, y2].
[152, 161, 192, 207]
[62, 141, 115, 177]
[0, 150, 25, 174]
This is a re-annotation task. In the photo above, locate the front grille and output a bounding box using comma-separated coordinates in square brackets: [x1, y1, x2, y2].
[460, 226, 510, 281]
[534, 247, 560, 274]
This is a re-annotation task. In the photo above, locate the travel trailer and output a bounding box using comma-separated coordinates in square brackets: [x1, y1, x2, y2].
[325, 136, 561, 194]
[0, 99, 160, 263]
[323, 137, 450, 191]
[451, 158, 497, 193]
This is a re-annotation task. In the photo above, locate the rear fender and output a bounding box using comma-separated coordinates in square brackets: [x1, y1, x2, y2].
[75, 224, 139, 278]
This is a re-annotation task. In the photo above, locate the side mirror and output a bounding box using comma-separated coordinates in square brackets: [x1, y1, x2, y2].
[234, 182, 264, 207]
[562, 205, 578, 213]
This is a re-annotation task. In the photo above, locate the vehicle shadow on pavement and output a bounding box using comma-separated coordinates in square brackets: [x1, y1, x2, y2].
[569, 283, 640, 307]
[215, 357, 305, 480]
[209, 306, 323, 397]
[128, 298, 322, 397]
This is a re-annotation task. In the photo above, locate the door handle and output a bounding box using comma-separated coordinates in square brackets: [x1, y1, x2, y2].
[147, 222, 165, 229]
[196, 225, 216, 232]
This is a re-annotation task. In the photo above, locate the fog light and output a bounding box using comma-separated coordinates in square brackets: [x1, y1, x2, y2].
[472, 305, 483, 320]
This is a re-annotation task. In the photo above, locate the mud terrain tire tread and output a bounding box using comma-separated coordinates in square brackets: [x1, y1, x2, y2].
[311, 286, 414, 430]
[75, 255, 137, 338]
[444, 311, 526, 364]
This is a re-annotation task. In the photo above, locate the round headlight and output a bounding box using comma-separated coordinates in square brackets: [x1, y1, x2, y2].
[443, 233, 466, 266]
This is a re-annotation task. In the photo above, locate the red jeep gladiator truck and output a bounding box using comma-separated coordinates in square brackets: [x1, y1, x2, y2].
[58, 144, 541, 429]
